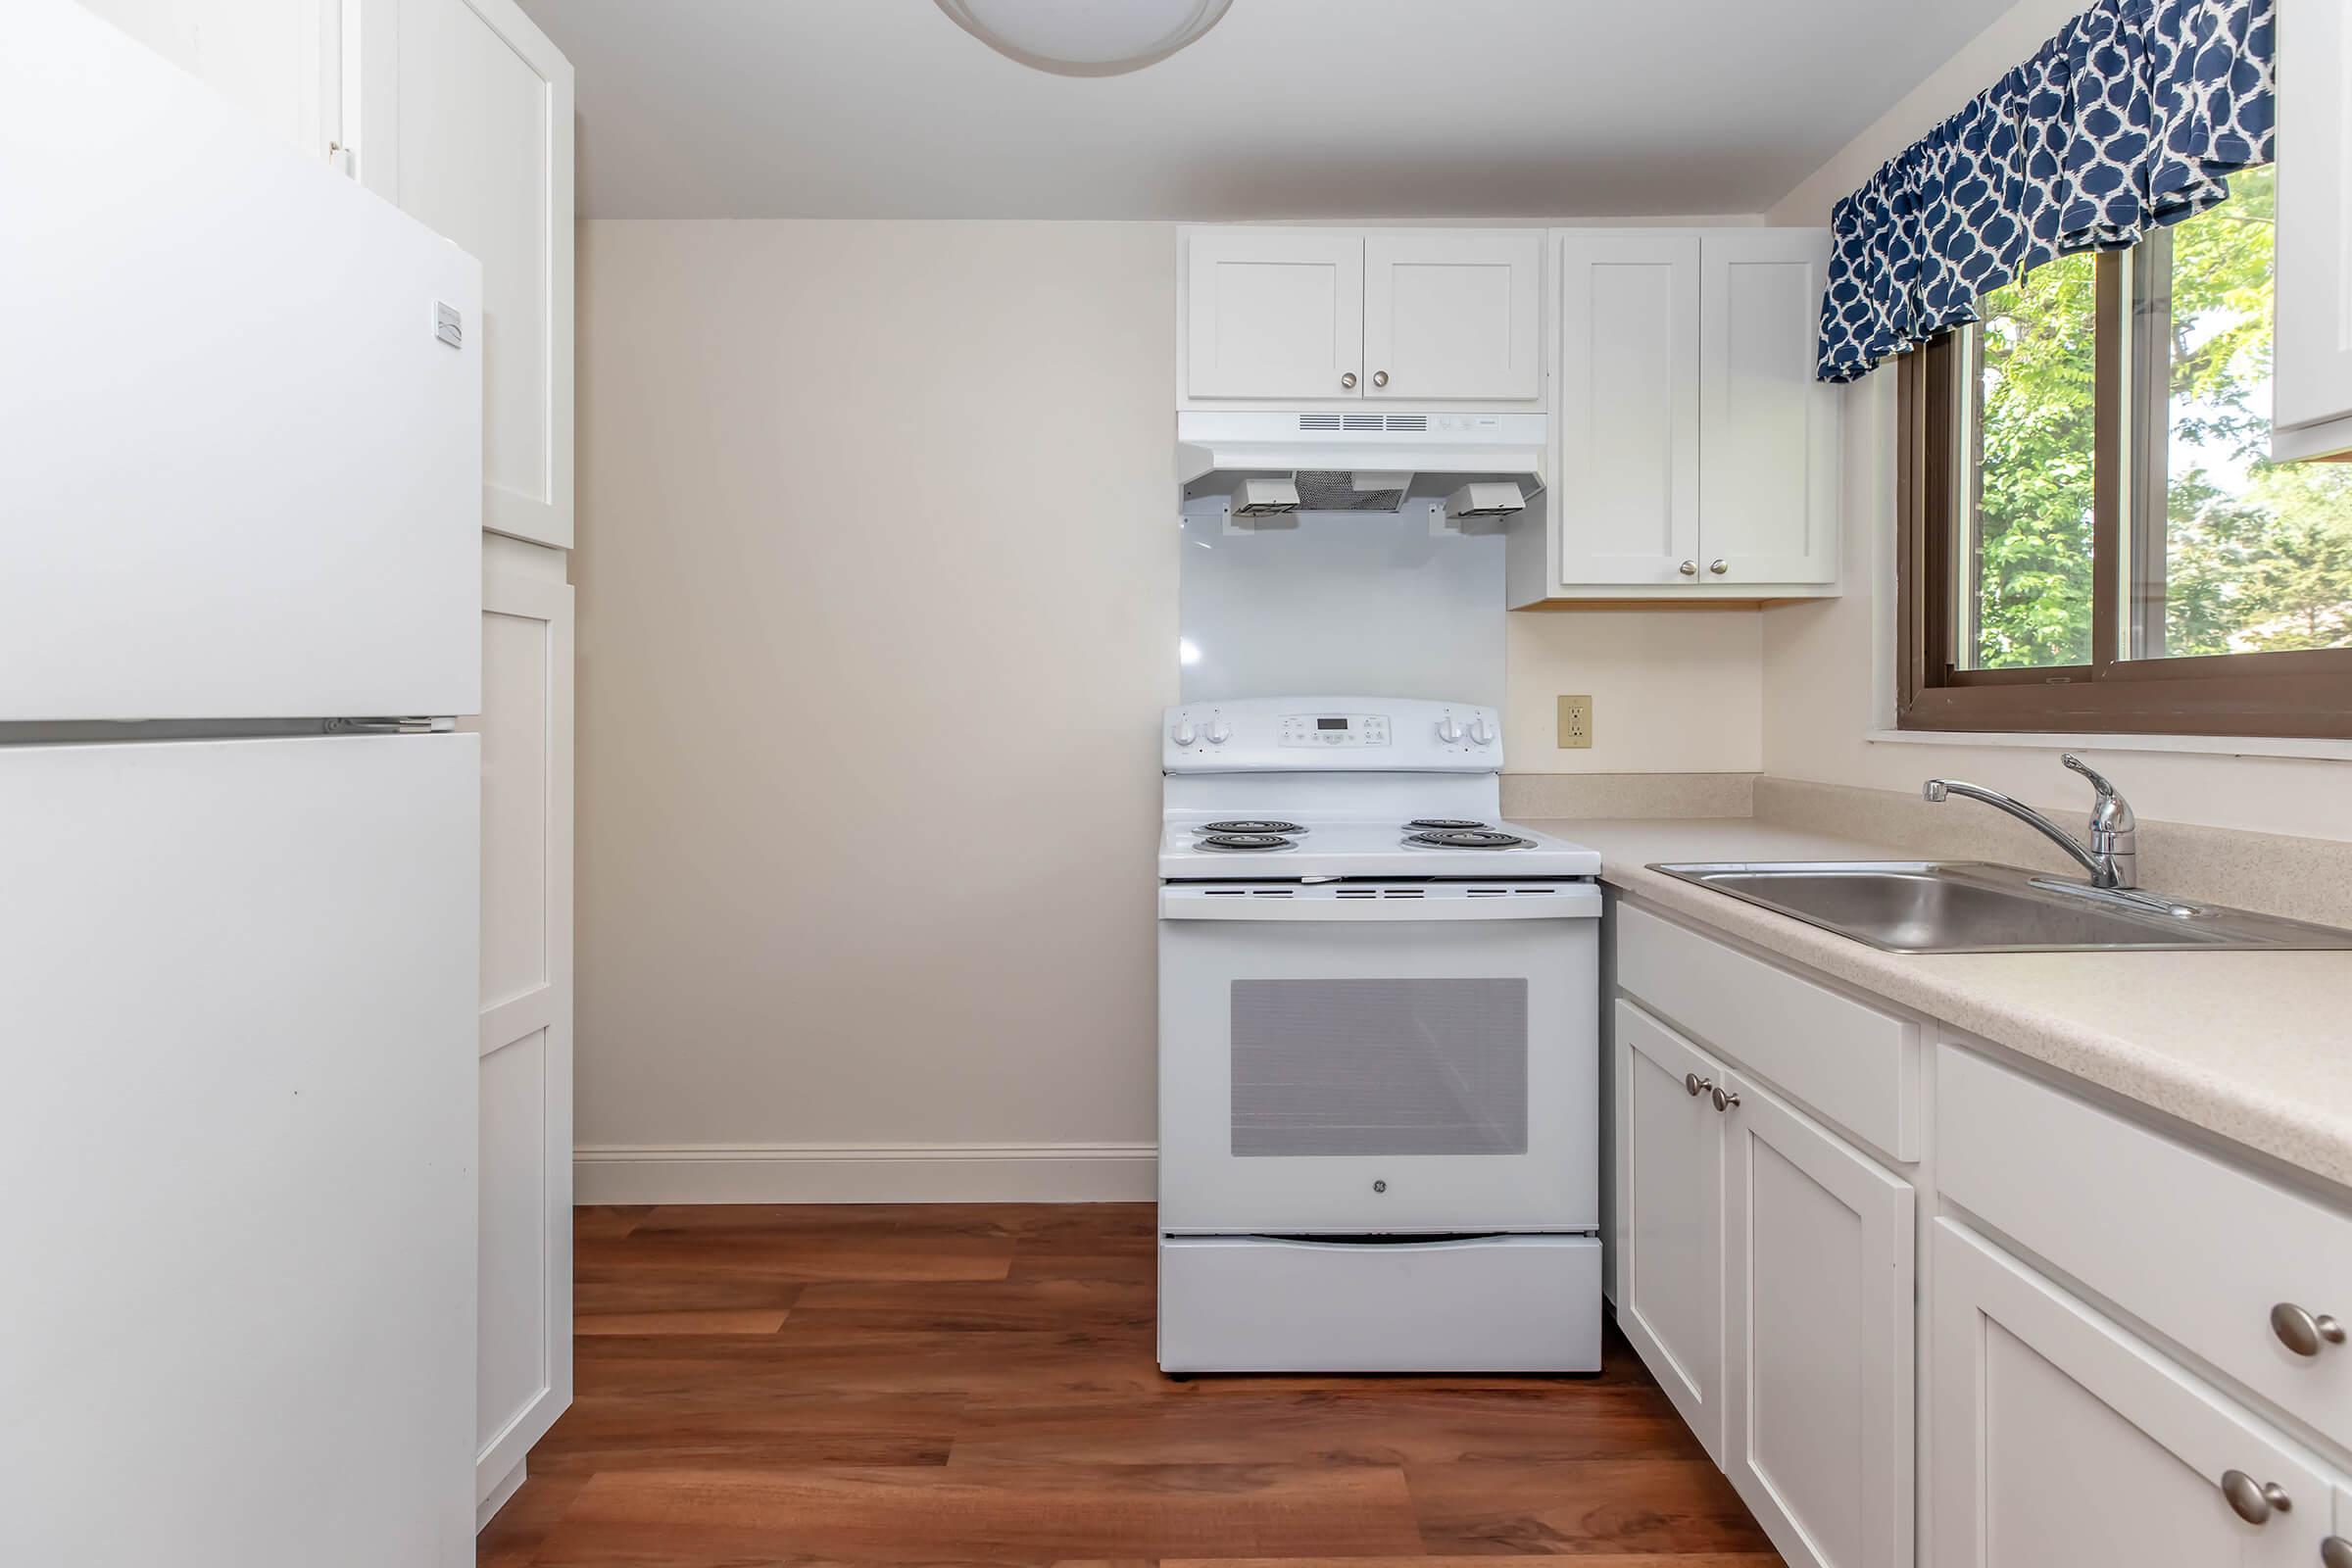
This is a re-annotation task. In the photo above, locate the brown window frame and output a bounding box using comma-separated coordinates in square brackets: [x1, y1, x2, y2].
[1896, 249, 2352, 740]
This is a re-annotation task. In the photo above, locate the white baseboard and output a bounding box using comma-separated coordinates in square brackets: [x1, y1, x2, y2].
[573, 1141, 1157, 1205]
[475, 1456, 526, 1534]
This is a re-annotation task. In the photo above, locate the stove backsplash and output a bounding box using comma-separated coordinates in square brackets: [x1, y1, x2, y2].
[1178, 505, 1505, 708]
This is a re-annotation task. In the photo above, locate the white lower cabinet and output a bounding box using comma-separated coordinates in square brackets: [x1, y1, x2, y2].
[1724, 1069, 1914, 1568]
[1614, 1000, 1728, 1461]
[465, 561, 575, 1521]
[1613, 997, 1914, 1566]
[1933, 1218, 2350, 1567]
[1614, 900, 2352, 1568]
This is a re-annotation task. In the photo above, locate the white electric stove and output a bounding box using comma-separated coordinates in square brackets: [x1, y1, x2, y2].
[1155, 695, 1604, 1374]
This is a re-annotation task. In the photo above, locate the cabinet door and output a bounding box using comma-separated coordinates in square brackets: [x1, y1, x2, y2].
[1723, 1071, 1914, 1568]
[352, 0, 575, 548]
[1613, 1000, 1727, 1462]
[2274, 0, 2352, 457]
[463, 568, 574, 1518]
[1185, 229, 1364, 399]
[1363, 231, 1542, 401]
[1555, 232, 1701, 586]
[1933, 1219, 2340, 1568]
[71, 0, 340, 161]
[1698, 230, 1839, 585]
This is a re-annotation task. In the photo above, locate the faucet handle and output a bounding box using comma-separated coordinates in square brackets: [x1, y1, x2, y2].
[2061, 754, 2116, 798]
[2064, 754, 2135, 843]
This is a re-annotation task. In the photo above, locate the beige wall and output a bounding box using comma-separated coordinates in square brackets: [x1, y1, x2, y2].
[574, 217, 1768, 1166]
[574, 220, 1178, 1152]
[1507, 612, 1762, 774]
[1758, 0, 2352, 842]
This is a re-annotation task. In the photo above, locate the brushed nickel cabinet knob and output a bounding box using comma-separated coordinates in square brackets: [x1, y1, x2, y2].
[1711, 1085, 1740, 1113]
[1709, 559, 1729, 575]
[1683, 1072, 1712, 1098]
[2270, 1301, 2346, 1356]
[1372, 369, 1389, 387]
[2321, 1536, 2352, 1568]
[1679, 561, 1699, 576]
[1341, 371, 1357, 388]
[2220, 1469, 2289, 1525]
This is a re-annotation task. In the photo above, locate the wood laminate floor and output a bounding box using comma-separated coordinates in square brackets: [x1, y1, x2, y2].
[481, 1203, 1782, 1567]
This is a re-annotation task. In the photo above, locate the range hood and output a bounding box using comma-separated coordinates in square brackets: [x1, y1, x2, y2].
[1177, 410, 1546, 532]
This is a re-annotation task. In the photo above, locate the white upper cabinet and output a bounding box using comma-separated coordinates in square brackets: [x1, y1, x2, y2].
[72, 0, 339, 160]
[1180, 226, 1542, 406]
[1363, 232, 1543, 401]
[74, 0, 577, 549]
[1554, 232, 1701, 586]
[2273, 0, 2352, 460]
[354, 0, 575, 549]
[1185, 229, 1366, 400]
[1699, 230, 1840, 585]
[1524, 226, 1840, 605]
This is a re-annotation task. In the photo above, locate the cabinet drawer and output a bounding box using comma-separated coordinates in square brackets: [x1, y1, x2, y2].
[1616, 902, 1920, 1159]
[1934, 1218, 2351, 1568]
[1939, 1046, 2352, 1446]
[1157, 1235, 1601, 1372]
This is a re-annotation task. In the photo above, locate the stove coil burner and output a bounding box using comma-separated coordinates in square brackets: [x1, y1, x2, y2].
[1406, 817, 1488, 831]
[1198, 833, 1297, 852]
[1404, 828, 1532, 851]
[1197, 819, 1304, 837]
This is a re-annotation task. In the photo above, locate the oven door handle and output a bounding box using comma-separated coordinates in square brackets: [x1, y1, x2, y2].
[1159, 885, 1602, 922]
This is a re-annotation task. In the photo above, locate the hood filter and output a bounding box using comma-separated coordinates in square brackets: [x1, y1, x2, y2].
[1293, 469, 1405, 513]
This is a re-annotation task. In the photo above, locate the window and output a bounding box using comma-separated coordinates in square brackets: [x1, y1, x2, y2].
[1899, 167, 2352, 738]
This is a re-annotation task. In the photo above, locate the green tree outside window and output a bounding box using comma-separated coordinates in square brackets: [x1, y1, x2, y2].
[1967, 167, 2352, 667]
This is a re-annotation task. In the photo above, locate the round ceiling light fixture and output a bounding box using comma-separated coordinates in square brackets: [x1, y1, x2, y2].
[933, 0, 1233, 76]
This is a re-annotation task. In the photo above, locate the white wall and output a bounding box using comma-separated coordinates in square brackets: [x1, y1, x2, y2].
[574, 220, 1178, 1179]
[1759, 0, 2352, 842]
[1764, 0, 2083, 228]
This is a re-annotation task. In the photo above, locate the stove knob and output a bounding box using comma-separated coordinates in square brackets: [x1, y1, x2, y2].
[1204, 718, 1232, 745]
[1469, 716, 1496, 746]
[1170, 719, 1198, 747]
[1436, 717, 1464, 744]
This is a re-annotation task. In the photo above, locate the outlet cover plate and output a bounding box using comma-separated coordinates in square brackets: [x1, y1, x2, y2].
[1556, 695, 1592, 749]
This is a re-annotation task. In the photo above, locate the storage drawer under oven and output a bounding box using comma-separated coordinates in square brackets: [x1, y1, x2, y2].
[1156, 882, 1601, 1235]
[1159, 1234, 1604, 1372]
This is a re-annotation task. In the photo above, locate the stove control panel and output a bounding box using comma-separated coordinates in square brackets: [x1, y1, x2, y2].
[1164, 697, 1501, 772]
[1278, 711, 1390, 749]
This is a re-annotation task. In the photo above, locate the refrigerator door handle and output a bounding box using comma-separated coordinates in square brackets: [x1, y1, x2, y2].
[323, 717, 456, 734]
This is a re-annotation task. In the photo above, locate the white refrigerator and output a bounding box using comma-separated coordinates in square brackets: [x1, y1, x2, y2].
[1, 4, 482, 1564]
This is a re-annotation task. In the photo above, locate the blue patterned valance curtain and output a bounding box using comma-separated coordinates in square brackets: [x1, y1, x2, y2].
[1815, 0, 2276, 383]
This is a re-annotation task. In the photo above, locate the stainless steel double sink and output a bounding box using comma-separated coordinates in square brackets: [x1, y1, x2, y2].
[1648, 861, 2352, 954]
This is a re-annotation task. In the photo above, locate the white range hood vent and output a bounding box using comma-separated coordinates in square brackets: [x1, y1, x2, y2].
[1178, 410, 1545, 534]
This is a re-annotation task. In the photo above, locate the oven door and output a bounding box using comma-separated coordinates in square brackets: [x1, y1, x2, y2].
[1157, 882, 1601, 1235]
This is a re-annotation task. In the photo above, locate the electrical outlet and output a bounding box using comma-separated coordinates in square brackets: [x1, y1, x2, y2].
[1556, 695, 1593, 750]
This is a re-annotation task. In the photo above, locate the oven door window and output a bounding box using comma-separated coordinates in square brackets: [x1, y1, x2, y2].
[1230, 978, 1529, 1156]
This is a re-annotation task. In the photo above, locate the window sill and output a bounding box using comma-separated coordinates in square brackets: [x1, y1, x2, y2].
[1865, 728, 2352, 761]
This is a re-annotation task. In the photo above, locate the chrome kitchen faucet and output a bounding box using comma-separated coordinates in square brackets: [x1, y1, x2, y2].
[1924, 754, 2138, 891]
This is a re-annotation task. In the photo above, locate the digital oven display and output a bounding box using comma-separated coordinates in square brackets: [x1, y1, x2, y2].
[1316, 717, 1348, 731]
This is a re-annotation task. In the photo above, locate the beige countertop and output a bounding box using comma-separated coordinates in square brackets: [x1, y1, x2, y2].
[1514, 814, 2352, 1192]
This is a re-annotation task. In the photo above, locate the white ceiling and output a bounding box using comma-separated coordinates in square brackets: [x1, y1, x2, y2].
[515, 0, 2015, 220]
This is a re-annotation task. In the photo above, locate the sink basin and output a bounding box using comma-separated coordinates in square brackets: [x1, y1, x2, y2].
[1648, 861, 2352, 954]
